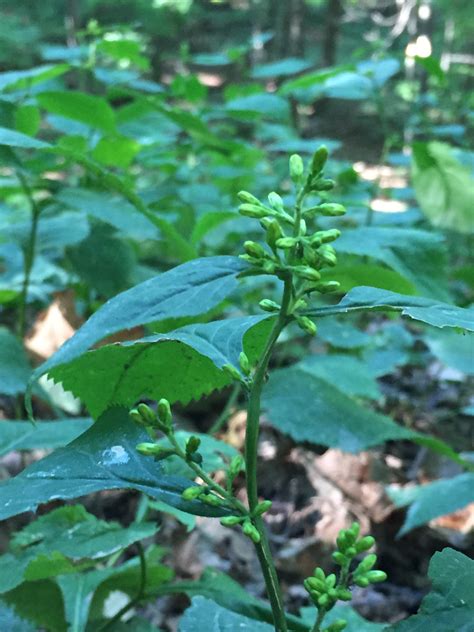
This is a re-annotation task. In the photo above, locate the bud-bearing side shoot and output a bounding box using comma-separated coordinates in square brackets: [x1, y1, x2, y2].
[304, 522, 387, 632]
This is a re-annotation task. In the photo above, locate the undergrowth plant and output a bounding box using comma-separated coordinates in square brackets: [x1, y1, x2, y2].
[1, 145, 473, 631]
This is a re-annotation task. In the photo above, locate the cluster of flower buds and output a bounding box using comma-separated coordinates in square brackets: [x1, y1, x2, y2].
[181, 484, 226, 507]
[130, 400, 173, 435]
[304, 522, 387, 629]
[236, 146, 346, 337]
[220, 499, 272, 544]
[222, 351, 253, 386]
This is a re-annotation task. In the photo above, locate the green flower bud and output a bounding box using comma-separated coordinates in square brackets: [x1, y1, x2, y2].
[365, 570, 387, 584]
[355, 554, 377, 574]
[202, 494, 223, 507]
[332, 551, 347, 566]
[354, 576, 370, 588]
[313, 229, 341, 244]
[312, 281, 341, 294]
[325, 574, 337, 589]
[244, 240, 266, 259]
[317, 203, 346, 217]
[222, 363, 243, 382]
[337, 531, 349, 552]
[254, 500, 272, 516]
[259, 299, 281, 312]
[355, 536, 375, 553]
[220, 515, 243, 527]
[185, 435, 201, 454]
[312, 177, 335, 191]
[313, 567, 326, 581]
[318, 245, 337, 267]
[289, 154, 304, 182]
[242, 520, 261, 543]
[239, 351, 251, 376]
[337, 588, 352, 601]
[305, 577, 326, 592]
[129, 408, 144, 426]
[266, 218, 284, 249]
[136, 443, 175, 460]
[182, 486, 203, 500]
[276, 237, 298, 249]
[239, 203, 269, 219]
[318, 593, 330, 608]
[311, 145, 329, 175]
[293, 297, 308, 310]
[157, 399, 172, 428]
[137, 403, 156, 424]
[268, 191, 284, 212]
[297, 316, 318, 336]
[325, 620, 347, 632]
[345, 546, 357, 558]
[328, 588, 338, 600]
[293, 266, 321, 282]
[299, 219, 307, 235]
[237, 190, 261, 205]
[261, 260, 277, 274]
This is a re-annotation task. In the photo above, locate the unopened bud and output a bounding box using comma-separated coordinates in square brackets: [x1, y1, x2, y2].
[222, 363, 243, 382]
[137, 403, 156, 424]
[276, 237, 297, 249]
[293, 266, 321, 282]
[332, 551, 347, 566]
[239, 203, 269, 219]
[202, 494, 223, 507]
[313, 229, 341, 244]
[157, 399, 172, 429]
[182, 486, 203, 500]
[268, 191, 284, 212]
[354, 576, 370, 588]
[325, 574, 336, 589]
[239, 351, 251, 375]
[259, 299, 280, 312]
[266, 218, 284, 248]
[289, 154, 304, 182]
[254, 500, 272, 516]
[220, 515, 243, 527]
[311, 145, 329, 175]
[313, 281, 341, 294]
[337, 588, 352, 601]
[185, 435, 201, 454]
[355, 536, 375, 552]
[297, 316, 317, 335]
[365, 570, 387, 584]
[318, 593, 330, 608]
[237, 190, 261, 205]
[242, 520, 261, 543]
[325, 620, 347, 632]
[312, 177, 335, 191]
[356, 554, 377, 574]
[228, 455, 245, 478]
[317, 203, 346, 216]
[244, 240, 266, 259]
[305, 577, 325, 592]
[136, 443, 175, 460]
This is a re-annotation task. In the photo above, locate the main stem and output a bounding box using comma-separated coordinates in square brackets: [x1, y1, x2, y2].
[245, 279, 293, 632]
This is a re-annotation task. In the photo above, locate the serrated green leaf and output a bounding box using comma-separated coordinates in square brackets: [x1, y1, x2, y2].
[387, 473, 474, 535]
[263, 366, 413, 452]
[299, 355, 381, 399]
[0, 126, 50, 149]
[316, 319, 370, 349]
[412, 142, 474, 234]
[307, 287, 474, 331]
[336, 228, 449, 300]
[27, 256, 247, 415]
[389, 548, 473, 631]
[3, 580, 66, 632]
[0, 599, 35, 632]
[0, 407, 227, 522]
[0, 418, 92, 456]
[42, 316, 269, 418]
[37, 91, 116, 134]
[0, 328, 31, 396]
[179, 597, 274, 631]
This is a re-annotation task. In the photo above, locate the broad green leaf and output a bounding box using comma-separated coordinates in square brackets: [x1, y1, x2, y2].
[307, 287, 474, 331]
[3, 580, 66, 632]
[0, 505, 157, 593]
[316, 319, 370, 349]
[301, 605, 385, 631]
[37, 91, 116, 134]
[41, 316, 269, 417]
[322, 261, 416, 295]
[299, 355, 380, 399]
[425, 329, 474, 375]
[0, 418, 92, 456]
[0, 126, 49, 149]
[191, 211, 235, 245]
[0, 407, 227, 522]
[3, 211, 90, 251]
[412, 141, 474, 234]
[28, 256, 247, 413]
[91, 135, 141, 168]
[225, 93, 290, 120]
[267, 138, 342, 154]
[357, 58, 400, 86]
[323, 72, 373, 99]
[14, 105, 40, 136]
[0, 600, 35, 632]
[155, 104, 231, 151]
[0, 328, 31, 396]
[57, 188, 160, 241]
[160, 569, 308, 631]
[250, 58, 312, 79]
[336, 228, 449, 300]
[179, 597, 274, 631]
[279, 65, 351, 96]
[263, 366, 413, 452]
[387, 473, 474, 535]
[57, 570, 113, 632]
[389, 548, 473, 631]
[147, 499, 196, 531]
[0, 64, 69, 92]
